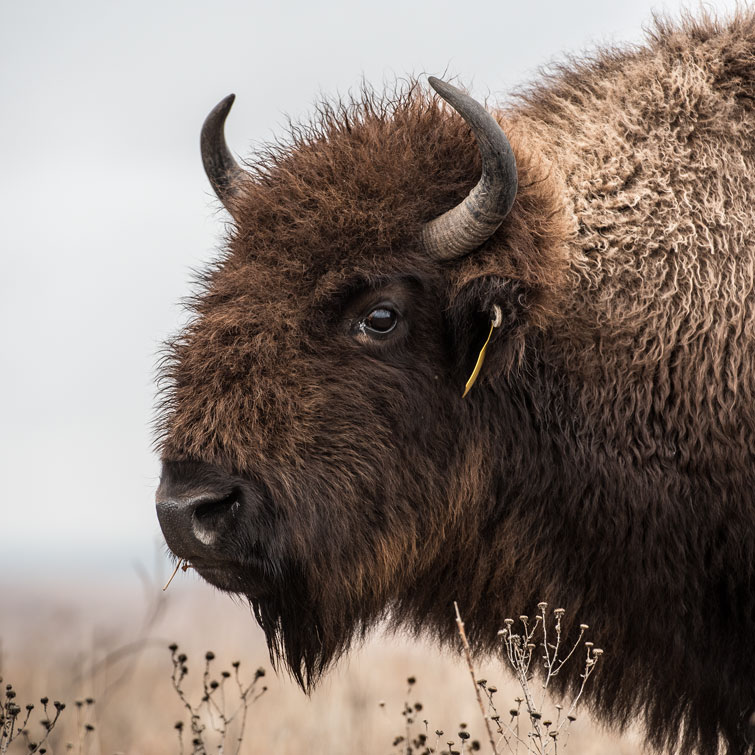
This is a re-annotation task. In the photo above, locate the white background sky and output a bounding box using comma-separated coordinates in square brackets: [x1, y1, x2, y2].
[1, 0, 742, 575]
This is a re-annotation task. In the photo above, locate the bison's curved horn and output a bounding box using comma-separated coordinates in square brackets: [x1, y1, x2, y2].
[200, 94, 247, 214]
[422, 77, 518, 260]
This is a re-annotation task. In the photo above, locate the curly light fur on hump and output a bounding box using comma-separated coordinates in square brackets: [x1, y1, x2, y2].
[157, 10, 755, 755]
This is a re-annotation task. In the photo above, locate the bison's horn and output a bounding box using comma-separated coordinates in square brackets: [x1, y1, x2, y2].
[422, 77, 518, 260]
[200, 94, 247, 214]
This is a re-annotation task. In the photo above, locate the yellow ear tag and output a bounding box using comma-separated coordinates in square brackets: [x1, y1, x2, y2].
[462, 305, 502, 398]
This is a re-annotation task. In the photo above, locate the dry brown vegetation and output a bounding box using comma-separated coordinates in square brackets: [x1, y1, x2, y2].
[0, 567, 643, 754]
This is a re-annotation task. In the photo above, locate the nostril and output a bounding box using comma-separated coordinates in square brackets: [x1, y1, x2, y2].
[194, 490, 240, 526]
[190, 489, 241, 545]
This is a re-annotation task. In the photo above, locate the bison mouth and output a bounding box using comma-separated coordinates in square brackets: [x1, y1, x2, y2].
[156, 458, 280, 599]
[186, 556, 271, 596]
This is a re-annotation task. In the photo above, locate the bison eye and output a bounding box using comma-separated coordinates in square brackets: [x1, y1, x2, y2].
[363, 307, 398, 334]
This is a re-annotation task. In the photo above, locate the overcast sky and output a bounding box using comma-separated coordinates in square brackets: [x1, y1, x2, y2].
[1, 0, 742, 575]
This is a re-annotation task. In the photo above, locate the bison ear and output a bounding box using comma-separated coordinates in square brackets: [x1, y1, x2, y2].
[447, 275, 530, 392]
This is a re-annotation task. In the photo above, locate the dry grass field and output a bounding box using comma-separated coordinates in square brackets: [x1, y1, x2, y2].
[1, 567, 644, 754]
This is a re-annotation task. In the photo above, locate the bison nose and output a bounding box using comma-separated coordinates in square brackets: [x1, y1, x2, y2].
[157, 491, 240, 547]
[156, 460, 241, 558]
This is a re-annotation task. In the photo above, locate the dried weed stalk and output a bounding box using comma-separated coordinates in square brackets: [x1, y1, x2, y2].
[0, 681, 65, 755]
[71, 697, 98, 755]
[169, 644, 267, 755]
[455, 602, 602, 755]
[387, 674, 481, 755]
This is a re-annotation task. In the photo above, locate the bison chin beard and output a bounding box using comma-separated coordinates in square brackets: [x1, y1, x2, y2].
[248, 564, 382, 691]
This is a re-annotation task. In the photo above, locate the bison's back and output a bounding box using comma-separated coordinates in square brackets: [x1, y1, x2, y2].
[518, 11, 755, 469]
[501, 17, 755, 753]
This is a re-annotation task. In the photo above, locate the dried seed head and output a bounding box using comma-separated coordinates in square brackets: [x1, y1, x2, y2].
[537, 602, 548, 610]
[579, 624, 589, 631]
[205, 651, 215, 661]
[554, 608, 565, 617]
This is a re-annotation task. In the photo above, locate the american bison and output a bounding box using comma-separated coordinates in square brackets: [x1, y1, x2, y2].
[155, 12, 755, 755]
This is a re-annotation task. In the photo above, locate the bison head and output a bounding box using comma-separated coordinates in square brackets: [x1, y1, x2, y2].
[155, 78, 569, 686]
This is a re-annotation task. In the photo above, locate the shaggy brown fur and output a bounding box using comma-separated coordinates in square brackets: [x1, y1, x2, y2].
[156, 11, 755, 755]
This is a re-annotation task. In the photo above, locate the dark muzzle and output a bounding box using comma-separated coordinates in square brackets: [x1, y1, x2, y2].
[156, 459, 244, 560]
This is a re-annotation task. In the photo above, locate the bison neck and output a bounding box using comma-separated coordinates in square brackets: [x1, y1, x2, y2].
[399, 345, 755, 755]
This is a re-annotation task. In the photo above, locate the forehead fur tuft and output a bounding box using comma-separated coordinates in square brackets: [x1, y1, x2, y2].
[220, 79, 570, 305]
